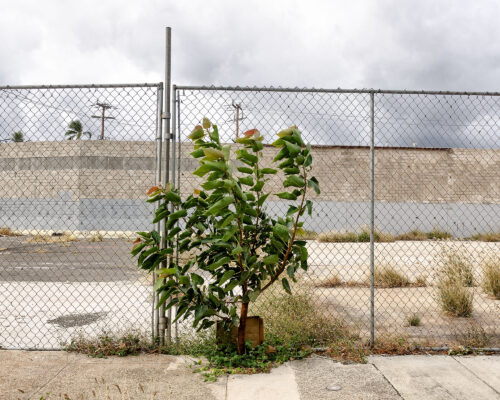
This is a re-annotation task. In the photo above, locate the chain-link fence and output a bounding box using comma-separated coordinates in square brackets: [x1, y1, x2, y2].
[0, 83, 162, 349]
[173, 86, 500, 348]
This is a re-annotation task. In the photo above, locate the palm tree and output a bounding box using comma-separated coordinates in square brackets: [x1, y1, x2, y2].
[12, 131, 24, 142]
[65, 120, 91, 140]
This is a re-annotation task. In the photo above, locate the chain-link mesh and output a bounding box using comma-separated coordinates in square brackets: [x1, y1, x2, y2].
[0, 84, 162, 349]
[174, 86, 500, 348]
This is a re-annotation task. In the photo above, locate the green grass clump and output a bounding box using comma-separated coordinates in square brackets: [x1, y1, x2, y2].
[406, 313, 421, 327]
[482, 257, 500, 299]
[65, 332, 153, 358]
[374, 265, 410, 288]
[426, 228, 452, 240]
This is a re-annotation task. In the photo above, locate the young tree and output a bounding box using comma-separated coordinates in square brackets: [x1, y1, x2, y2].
[133, 119, 319, 354]
[12, 131, 24, 142]
[65, 120, 91, 140]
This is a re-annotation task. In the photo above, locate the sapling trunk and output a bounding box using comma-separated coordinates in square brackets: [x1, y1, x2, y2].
[237, 301, 249, 354]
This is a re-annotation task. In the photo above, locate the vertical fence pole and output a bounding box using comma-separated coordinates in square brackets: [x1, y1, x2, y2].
[175, 89, 182, 344]
[159, 26, 172, 345]
[369, 91, 376, 347]
[154, 84, 164, 341]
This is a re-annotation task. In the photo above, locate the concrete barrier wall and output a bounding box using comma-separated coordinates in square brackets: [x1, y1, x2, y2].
[0, 141, 499, 236]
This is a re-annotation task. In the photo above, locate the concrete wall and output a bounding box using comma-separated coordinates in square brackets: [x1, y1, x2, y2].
[0, 141, 499, 236]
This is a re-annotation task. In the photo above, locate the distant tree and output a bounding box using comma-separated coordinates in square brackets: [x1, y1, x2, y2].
[12, 131, 24, 142]
[65, 120, 91, 140]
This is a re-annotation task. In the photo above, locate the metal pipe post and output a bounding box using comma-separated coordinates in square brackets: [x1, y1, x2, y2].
[369, 91, 376, 347]
[159, 26, 172, 345]
[153, 84, 164, 341]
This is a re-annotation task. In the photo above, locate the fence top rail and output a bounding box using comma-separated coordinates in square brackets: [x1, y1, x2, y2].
[174, 84, 500, 97]
[0, 83, 163, 90]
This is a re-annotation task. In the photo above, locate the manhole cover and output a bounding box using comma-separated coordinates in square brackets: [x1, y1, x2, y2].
[47, 311, 108, 328]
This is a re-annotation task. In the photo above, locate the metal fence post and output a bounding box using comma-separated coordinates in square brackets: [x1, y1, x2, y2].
[154, 83, 164, 341]
[369, 91, 375, 348]
[159, 26, 172, 345]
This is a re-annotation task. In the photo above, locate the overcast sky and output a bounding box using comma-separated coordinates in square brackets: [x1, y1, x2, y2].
[1, 0, 500, 91]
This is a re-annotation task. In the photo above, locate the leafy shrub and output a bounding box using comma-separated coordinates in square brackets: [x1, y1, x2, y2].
[133, 121, 319, 354]
[482, 257, 500, 299]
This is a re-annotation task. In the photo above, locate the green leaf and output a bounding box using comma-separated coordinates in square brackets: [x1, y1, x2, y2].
[283, 167, 300, 175]
[231, 246, 244, 255]
[287, 265, 295, 278]
[304, 154, 313, 167]
[191, 273, 204, 285]
[284, 175, 305, 188]
[207, 256, 231, 271]
[307, 177, 320, 194]
[248, 290, 260, 302]
[193, 163, 212, 177]
[203, 148, 225, 160]
[209, 124, 219, 142]
[204, 195, 234, 215]
[219, 270, 235, 285]
[252, 180, 265, 192]
[238, 176, 254, 186]
[282, 277, 291, 294]
[261, 168, 277, 174]
[277, 127, 294, 138]
[262, 254, 279, 265]
[224, 280, 239, 292]
[188, 126, 204, 140]
[237, 166, 253, 174]
[273, 147, 288, 162]
[306, 200, 313, 216]
[285, 141, 301, 156]
[257, 193, 270, 206]
[273, 223, 289, 242]
[190, 148, 205, 158]
[203, 160, 227, 172]
[287, 206, 299, 216]
[276, 192, 298, 200]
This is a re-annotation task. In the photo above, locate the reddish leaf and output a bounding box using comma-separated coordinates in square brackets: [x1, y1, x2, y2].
[133, 238, 141, 244]
[147, 186, 159, 195]
[243, 129, 259, 137]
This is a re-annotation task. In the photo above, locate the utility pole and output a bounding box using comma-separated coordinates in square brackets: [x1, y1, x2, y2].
[232, 101, 242, 140]
[91, 102, 115, 140]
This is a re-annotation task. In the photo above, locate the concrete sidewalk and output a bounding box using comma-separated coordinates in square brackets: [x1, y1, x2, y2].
[1, 351, 499, 399]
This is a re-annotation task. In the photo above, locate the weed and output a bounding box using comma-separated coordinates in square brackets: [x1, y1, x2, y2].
[439, 251, 475, 287]
[65, 331, 153, 358]
[455, 324, 491, 348]
[294, 228, 318, 240]
[374, 265, 410, 288]
[27, 233, 77, 244]
[436, 279, 474, 317]
[0, 227, 17, 236]
[372, 335, 418, 355]
[88, 232, 104, 242]
[426, 228, 452, 240]
[314, 274, 343, 288]
[394, 230, 428, 241]
[406, 313, 421, 327]
[414, 275, 427, 287]
[481, 257, 500, 299]
[317, 231, 358, 243]
[253, 291, 354, 348]
[470, 232, 500, 242]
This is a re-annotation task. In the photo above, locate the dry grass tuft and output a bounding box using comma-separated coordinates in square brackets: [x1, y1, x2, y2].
[470, 232, 500, 242]
[436, 279, 474, 317]
[439, 251, 475, 287]
[314, 274, 343, 288]
[374, 265, 410, 288]
[414, 275, 428, 287]
[426, 228, 452, 240]
[294, 228, 318, 240]
[0, 227, 17, 236]
[394, 230, 428, 241]
[27, 233, 77, 244]
[317, 228, 394, 243]
[88, 232, 104, 242]
[482, 257, 500, 299]
[455, 324, 491, 348]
